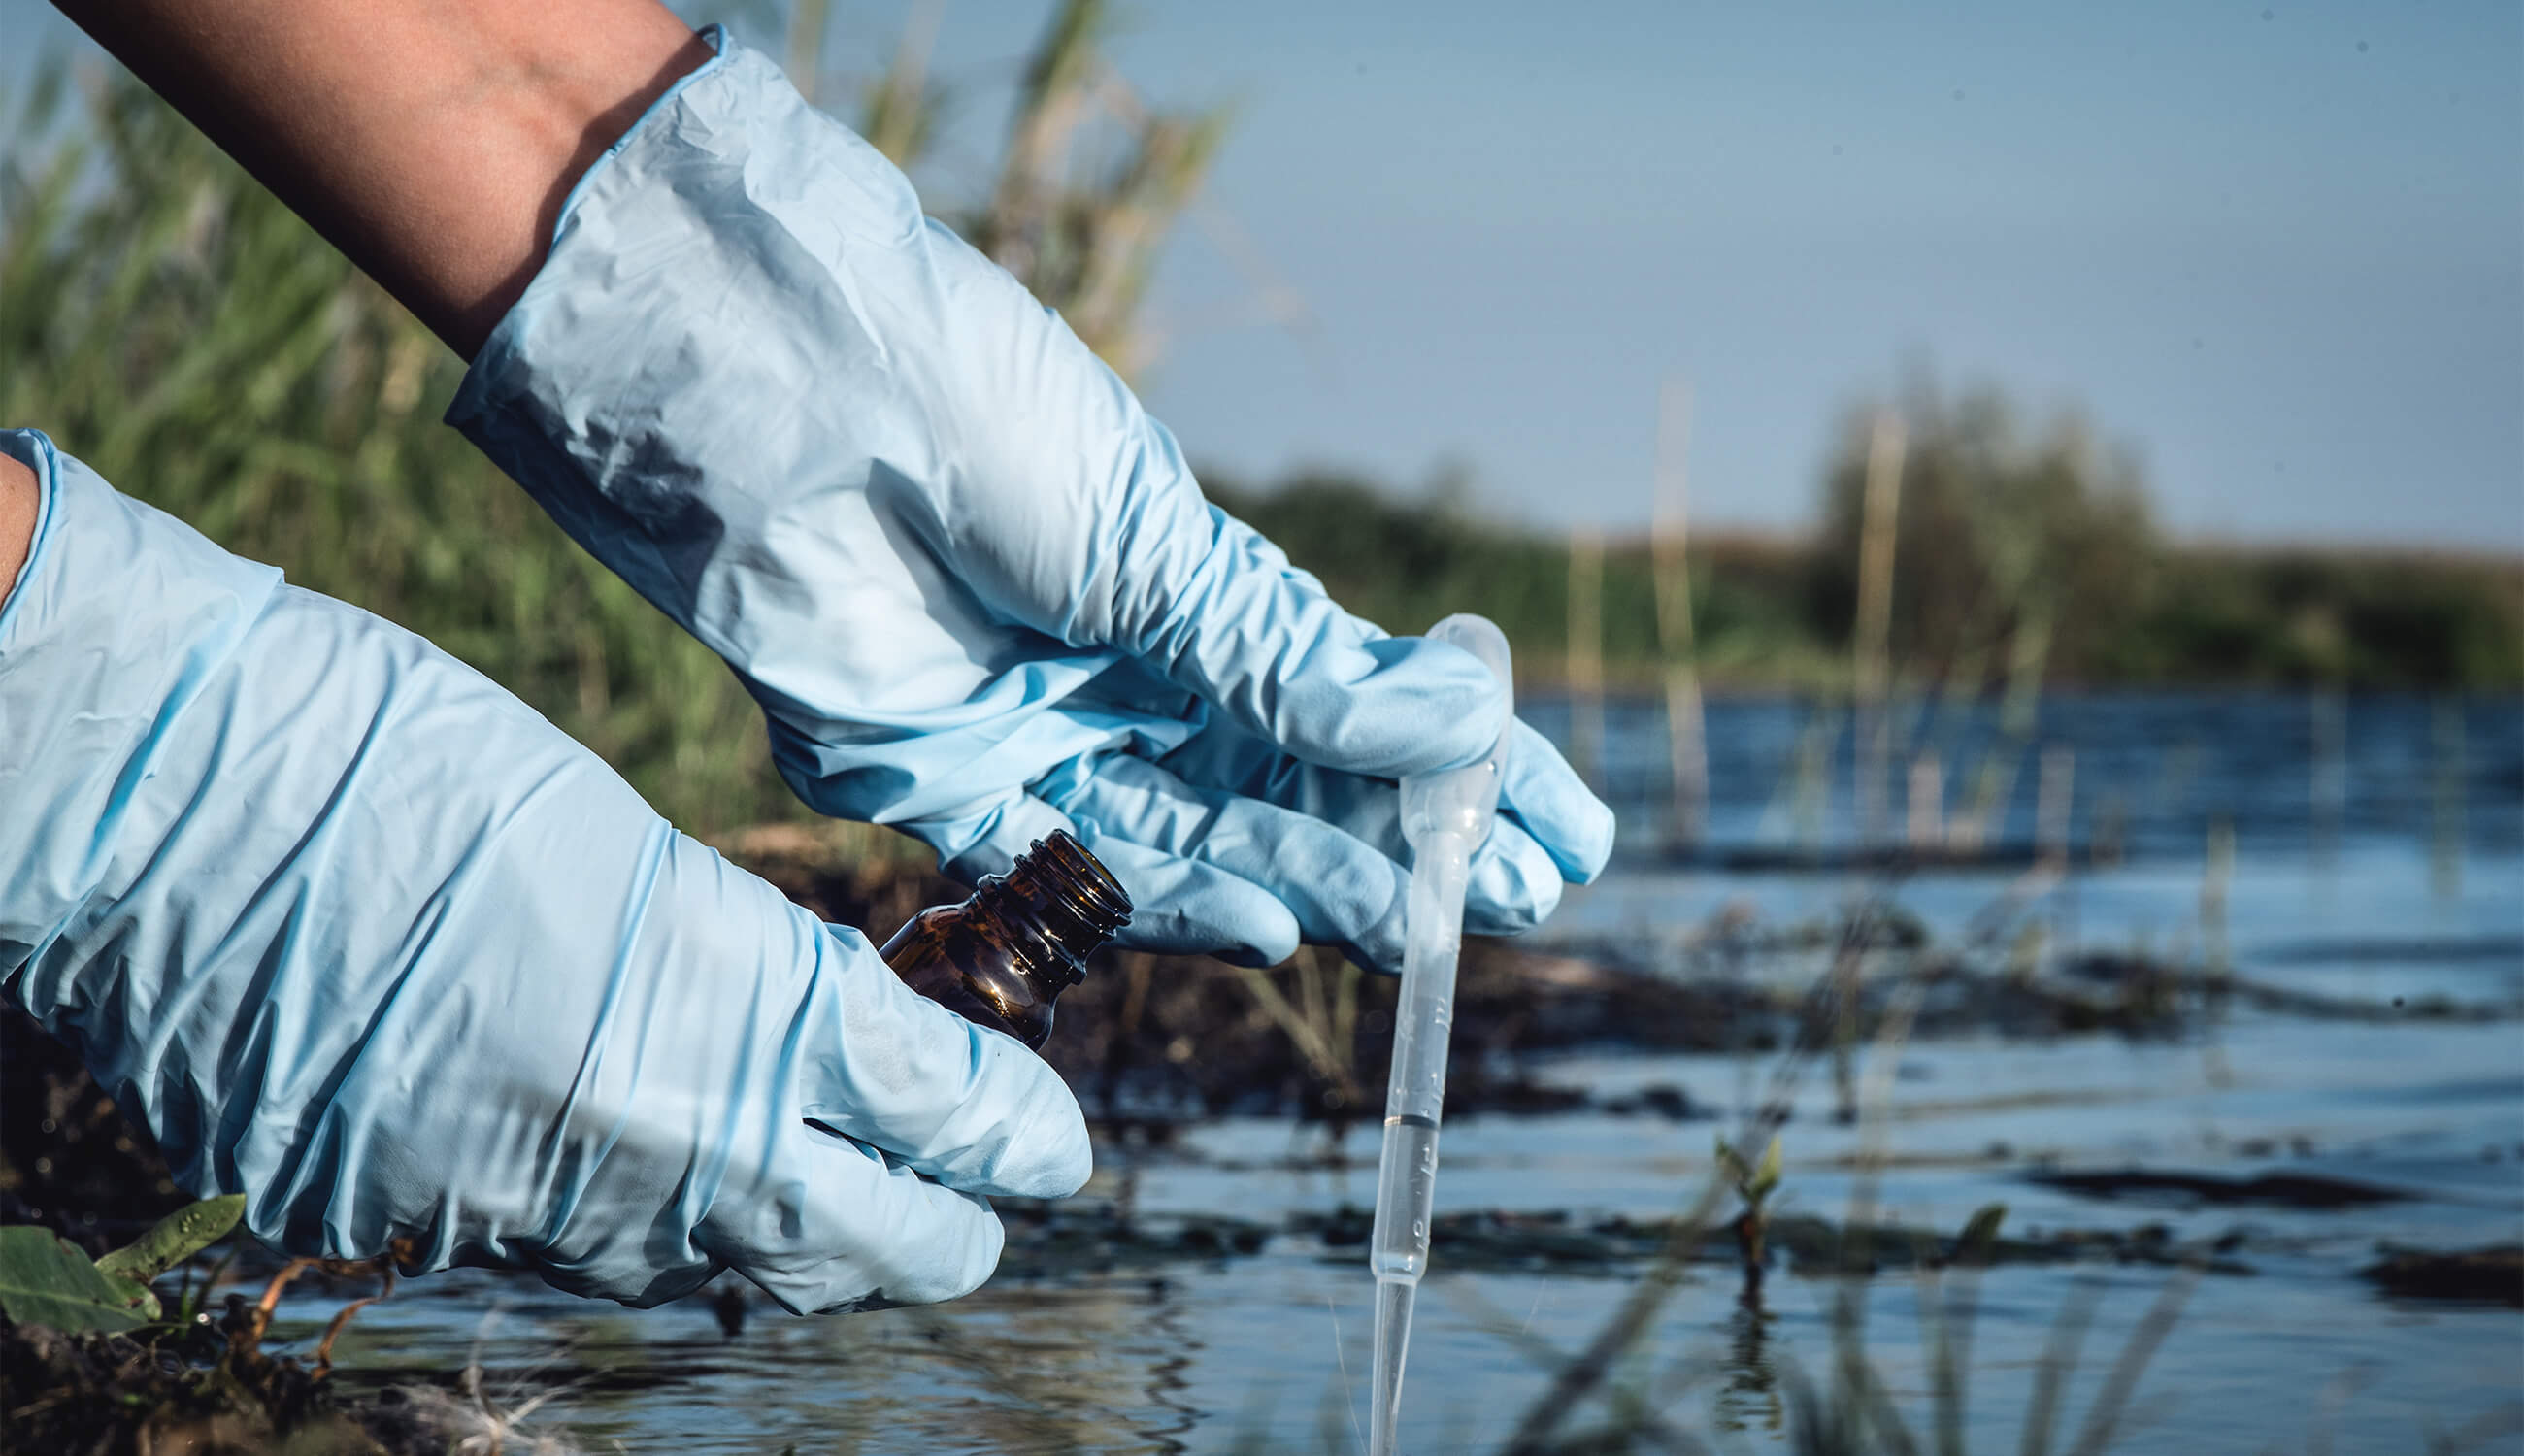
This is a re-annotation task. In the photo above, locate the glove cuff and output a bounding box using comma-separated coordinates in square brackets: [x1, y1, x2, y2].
[444, 33, 1188, 841]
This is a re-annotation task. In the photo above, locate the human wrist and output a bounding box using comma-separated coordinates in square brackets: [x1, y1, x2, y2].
[0, 447, 35, 611]
[53, 0, 715, 358]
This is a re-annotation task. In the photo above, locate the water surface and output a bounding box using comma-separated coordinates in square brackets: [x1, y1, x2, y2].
[290, 694, 2523, 1451]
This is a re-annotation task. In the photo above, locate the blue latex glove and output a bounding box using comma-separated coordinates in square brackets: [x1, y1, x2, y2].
[451, 31, 1614, 974]
[0, 430, 1087, 1312]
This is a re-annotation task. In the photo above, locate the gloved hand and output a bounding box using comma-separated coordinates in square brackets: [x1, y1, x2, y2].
[0, 430, 1087, 1312]
[451, 30, 1615, 973]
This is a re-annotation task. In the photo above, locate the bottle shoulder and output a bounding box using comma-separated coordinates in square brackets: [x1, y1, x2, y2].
[879, 903, 965, 962]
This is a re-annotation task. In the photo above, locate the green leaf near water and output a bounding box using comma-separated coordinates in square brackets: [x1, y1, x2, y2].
[1749, 1135, 1784, 1203]
[1955, 1202, 2009, 1264]
[0, 1227, 150, 1333]
[95, 1193, 246, 1288]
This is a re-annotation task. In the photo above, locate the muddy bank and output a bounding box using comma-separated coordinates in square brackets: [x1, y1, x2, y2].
[0, 1315, 484, 1456]
[2359, 1245, 2524, 1308]
[7, 847, 2467, 1240]
[652, 1195, 2259, 1300]
[968, 1197, 2263, 1281]
[0, 1011, 187, 1248]
[2029, 1168, 2414, 1210]
[735, 844, 2346, 1133]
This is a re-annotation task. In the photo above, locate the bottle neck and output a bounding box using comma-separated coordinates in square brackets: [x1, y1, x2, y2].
[968, 830, 1132, 988]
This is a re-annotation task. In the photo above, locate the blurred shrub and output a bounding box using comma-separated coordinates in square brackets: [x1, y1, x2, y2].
[1212, 416, 2520, 694]
[2129, 547, 2524, 688]
[1204, 469, 1846, 691]
[1808, 381, 2160, 684]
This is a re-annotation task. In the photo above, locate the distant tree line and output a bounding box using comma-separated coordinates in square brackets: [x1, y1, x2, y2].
[1204, 384, 2523, 694]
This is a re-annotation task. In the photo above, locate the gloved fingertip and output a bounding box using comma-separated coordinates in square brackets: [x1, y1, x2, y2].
[1557, 796, 1618, 885]
[792, 1208, 1001, 1314]
[722, 1135, 1008, 1314]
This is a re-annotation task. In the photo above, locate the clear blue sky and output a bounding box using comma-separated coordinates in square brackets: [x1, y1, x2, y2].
[10, 1, 2520, 545]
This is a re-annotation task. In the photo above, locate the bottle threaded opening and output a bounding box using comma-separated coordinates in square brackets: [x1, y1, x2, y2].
[1016, 829, 1132, 934]
[976, 829, 1132, 978]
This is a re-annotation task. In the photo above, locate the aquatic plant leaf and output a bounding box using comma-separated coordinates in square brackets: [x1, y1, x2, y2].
[1749, 1135, 1784, 1202]
[95, 1193, 245, 1289]
[0, 1227, 150, 1333]
[1955, 1203, 2008, 1265]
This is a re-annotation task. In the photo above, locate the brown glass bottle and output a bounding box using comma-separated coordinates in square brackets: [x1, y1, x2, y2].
[879, 830, 1131, 1050]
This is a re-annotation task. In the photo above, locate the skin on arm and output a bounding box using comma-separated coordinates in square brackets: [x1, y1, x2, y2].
[0, 451, 36, 610]
[51, 0, 714, 358]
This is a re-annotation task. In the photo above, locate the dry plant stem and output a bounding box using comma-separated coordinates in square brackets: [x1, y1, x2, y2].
[2061, 1262, 2203, 1456]
[245, 1257, 325, 1345]
[1829, 893, 1906, 1125]
[1852, 414, 1907, 850]
[1495, 905, 1881, 1455]
[240, 1251, 399, 1357]
[1831, 976, 1930, 1456]
[1226, 961, 1354, 1101]
[1294, 949, 1330, 1044]
[1920, 1250, 1992, 1456]
[2018, 1278, 2106, 1456]
[1331, 957, 1362, 1075]
[1652, 379, 1709, 850]
[1497, 1177, 1732, 1456]
[2429, 1403, 2524, 1456]
[784, 0, 832, 103]
[1435, 1282, 1717, 1456]
[1567, 527, 1607, 786]
[1952, 602, 2053, 852]
[312, 1264, 397, 1373]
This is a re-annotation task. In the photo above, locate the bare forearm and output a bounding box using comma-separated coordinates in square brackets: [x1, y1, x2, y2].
[52, 0, 711, 357]
[0, 452, 35, 609]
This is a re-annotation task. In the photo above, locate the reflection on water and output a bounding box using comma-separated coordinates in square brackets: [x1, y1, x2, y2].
[1524, 691, 2522, 862]
[1716, 1277, 1783, 1437]
[282, 694, 2519, 1451]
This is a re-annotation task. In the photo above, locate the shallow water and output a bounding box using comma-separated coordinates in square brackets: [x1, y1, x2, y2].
[282, 694, 2522, 1452]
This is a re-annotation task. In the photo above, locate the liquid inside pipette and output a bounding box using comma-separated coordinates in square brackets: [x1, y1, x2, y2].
[1367, 614, 1511, 1456]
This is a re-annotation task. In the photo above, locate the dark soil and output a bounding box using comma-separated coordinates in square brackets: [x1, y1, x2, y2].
[739, 848, 1795, 1130]
[751, 849, 2285, 1135]
[2359, 1244, 2524, 1308]
[0, 1012, 186, 1248]
[1288, 1204, 2255, 1277]
[2030, 1168, 2414, 1209]
[6, 851, 2437, 1244]
[0, 1316, 463, 1456]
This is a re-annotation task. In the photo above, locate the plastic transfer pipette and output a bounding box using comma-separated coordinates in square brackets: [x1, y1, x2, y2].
[1368, 612, 1514, 1456]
